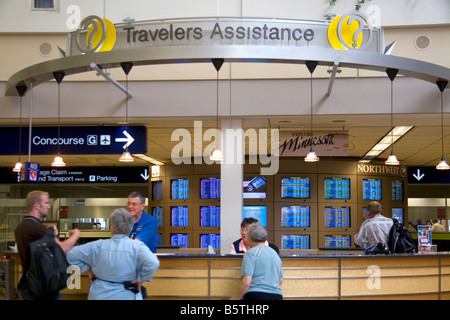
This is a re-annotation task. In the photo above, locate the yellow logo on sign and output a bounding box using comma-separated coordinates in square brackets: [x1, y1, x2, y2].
[76, 16, 117, 53]
[327, 12, 372, 50]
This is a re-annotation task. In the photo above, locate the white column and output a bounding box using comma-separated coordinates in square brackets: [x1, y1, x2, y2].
[220, 118, 243, 255]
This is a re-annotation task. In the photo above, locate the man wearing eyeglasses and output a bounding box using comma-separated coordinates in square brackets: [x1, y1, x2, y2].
[127, 191, 158, 254]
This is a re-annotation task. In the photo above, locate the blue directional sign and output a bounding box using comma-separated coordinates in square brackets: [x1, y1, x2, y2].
[0, 166, 151, 184]
[1, 126, 146, 155]
[408, 166, 450, 184]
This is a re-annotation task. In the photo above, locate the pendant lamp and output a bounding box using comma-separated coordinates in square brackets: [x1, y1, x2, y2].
[305, 61, 319, 162]
[51, 72, 66, 167]
[119, 62, 134, 162]
[385, 68, 399, 165]
[436, 80, 449, 170]
[210, 58, 225, 162]
[13, 85, 27, 172]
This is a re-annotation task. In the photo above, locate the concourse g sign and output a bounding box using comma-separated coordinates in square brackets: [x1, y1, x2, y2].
[68, 13, 381, 56]
[1, 125, 146, 156]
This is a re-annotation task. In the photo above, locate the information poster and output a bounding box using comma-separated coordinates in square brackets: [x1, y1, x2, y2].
[417, 225, 432, 246]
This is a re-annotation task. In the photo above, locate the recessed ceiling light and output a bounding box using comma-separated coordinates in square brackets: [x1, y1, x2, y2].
[359, 126, 414, 163]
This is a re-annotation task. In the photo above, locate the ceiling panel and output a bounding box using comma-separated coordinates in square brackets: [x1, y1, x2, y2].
[2, 112, 447, 169]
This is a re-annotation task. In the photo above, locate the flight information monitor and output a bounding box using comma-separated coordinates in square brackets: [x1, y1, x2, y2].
[243, 206, 267, 227]
[151, 206, 163, 227]
[281, 177, 310, 199]
[200, 205, 221, 227]
[362, 178, 382, 200]
[170, 206, 189, 227]
[325, 206, 351, 228]
[281, 235, 310, 249]
[392, 180, 404, 201]
[200, 234, 220, 249]
[243, 176, 267, 199]
[324, 177, 351, 199]
[170, 233, 189, 248]
[325, 235, 351, 248]
[200, 177, 221, 199]
[152, 180, 163, 200]
[171, 178, 189, 200]
[281, 205, 310, 228]
[392, 208, 404, 224]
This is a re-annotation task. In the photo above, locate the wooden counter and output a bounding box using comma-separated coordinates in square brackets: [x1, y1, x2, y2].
[59, 251, 450, 300]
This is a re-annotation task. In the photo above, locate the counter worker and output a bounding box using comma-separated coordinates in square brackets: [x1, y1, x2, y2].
[127, 191, 158, 253]
[354, 201, 393, 248]
[15, 190, 81, 300]
[230, 222, 283, 300]
[67, 208, 160, 300]
[127, 191, 158, 299]
[230, 218, 279, 254]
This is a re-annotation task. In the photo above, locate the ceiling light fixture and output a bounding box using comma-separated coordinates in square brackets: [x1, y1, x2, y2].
[305, 61, 319, 163]
[119, 62, 134, 163]
[51, 71, 66, 167]
[210, 58, 225, 162]
[436, 80, 449, 170]
[385, 68, 399, 165]
[13, 85, 27, 172]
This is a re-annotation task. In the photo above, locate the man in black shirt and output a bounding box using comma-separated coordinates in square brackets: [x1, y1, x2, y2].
[15, 190, 80, 299]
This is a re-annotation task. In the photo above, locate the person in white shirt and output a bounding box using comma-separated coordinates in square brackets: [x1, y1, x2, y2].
[354, 201, 393, 248]
[67, 208, 159, 300]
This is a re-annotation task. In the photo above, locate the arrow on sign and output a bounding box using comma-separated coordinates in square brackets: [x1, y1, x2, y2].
[115, 130, 135, 149]
[413, 169, 425, 181]
[140, 169, 149, 181]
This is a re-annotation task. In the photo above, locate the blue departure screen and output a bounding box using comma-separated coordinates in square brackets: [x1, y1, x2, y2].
[171, 178, 189, 199]
[362, 178, 382, 200]
[152, 180, 163, 200]
[200, 234, 220, 249]
[171, 206, 189, 227]
[200, 206, 220, 227]
[200, 177, 221, 199]
[151, 206, 163, 227]
[392, 180, 404, 201]
[281, 206, 310, 227]
[325, 235, 351, 248]
[325, 206, 351, 228]
[281, 235, 310, 249]
[170, 233, 189, 248]
[324, 178, 350, 199]
[281, 177, 310, 198]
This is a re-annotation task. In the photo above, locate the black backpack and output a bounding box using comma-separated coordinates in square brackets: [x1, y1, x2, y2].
[20, 227, 70, 299]
[388, 218, 417, 253]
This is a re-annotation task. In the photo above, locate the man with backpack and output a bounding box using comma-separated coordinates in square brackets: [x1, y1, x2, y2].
[354, 201, 393, 249]
[15, 190, 81, 300]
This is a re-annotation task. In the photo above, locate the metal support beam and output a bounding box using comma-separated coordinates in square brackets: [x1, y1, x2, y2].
[90, 63, 134, 98]
[327, 60, 340, 97]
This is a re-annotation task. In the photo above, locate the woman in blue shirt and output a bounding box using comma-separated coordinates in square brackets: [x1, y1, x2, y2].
[67, 208, 160, 300]
[230, 222, 283, 300]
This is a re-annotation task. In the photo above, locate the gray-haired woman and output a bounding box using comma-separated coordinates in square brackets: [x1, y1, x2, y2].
[230, 222, 283, 300]
[67, 208, 160, 300]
